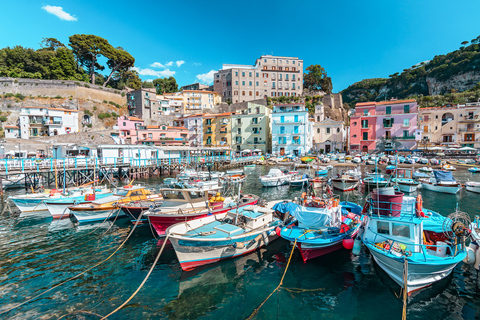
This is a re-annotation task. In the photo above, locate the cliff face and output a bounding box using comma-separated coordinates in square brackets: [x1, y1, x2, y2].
[341, 41, 480, 105]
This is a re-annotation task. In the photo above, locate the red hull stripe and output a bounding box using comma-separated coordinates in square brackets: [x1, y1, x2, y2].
[179, 247, 258, 270]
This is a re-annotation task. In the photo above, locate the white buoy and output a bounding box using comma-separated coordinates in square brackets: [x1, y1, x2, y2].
[474, 247, 480, 271]
[464, 247, 476, 264]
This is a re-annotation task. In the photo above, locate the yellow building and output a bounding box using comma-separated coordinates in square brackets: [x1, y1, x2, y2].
[183, 90, 222, 113]
[203, 112, 233, 147]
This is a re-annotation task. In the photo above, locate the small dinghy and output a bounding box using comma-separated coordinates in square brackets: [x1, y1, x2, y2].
[468, 167, 480, 173]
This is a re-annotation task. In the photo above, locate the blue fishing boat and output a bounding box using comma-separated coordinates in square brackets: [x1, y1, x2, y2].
[363, 174, 390, 188]
[360, 189, 468, 293]
[278, 198, 363, 262]
[468, 167, 480, 173]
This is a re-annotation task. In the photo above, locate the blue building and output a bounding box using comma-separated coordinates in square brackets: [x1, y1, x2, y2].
[271, 103, 313, 156]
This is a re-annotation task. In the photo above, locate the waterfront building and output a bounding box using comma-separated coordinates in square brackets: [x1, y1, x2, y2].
[418, 104, 480, 148]
[182, 90, 222, 113]
[203, 112, 233, 147]
[213, 55, 304, 103]
[271, 103, 313, 156]
[313, 105, 346, 153]
[4, 125, 20, 139]
[18, 106, 79, 139]
[180, 83, 210, 91]
[127, 88, 161, 125]
[350, 99, 418, 152]
[130, 124, 189, 146]
[117, 116, 144, 144]
[231, 103, 272, 154]
[173, 114, 204, 147]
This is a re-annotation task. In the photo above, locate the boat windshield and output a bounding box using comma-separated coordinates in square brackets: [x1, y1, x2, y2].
[115, 189, 129, 196]
[162, 190, 186, 200]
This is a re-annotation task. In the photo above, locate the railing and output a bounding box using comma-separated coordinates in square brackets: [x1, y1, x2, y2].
[0, 155, 263, 174]
[273, 120, 302, 124]
[399, 135, 415, 140]
[458, 127, 478, 132]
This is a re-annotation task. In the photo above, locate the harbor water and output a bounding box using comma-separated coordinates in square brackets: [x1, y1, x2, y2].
[1, 165, 480, 319]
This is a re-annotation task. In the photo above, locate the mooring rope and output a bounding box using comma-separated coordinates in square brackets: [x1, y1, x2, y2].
[246, 238, 298, 320]
[402, 258, 408, 320]
[99, 234, 170, 319]
[0, 211, 146, 317]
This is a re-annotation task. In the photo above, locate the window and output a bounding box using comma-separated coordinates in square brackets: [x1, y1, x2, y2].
[285, 67, 289, 71]
[292, 75, 295, 81]
[363, 109, 368, 116]
[386, 106, 391, 115]
[237, 128, 241, 134]
[294, 115, 299, 122]
[326, 128, 330, 134]
[404, 105, 410, 113]
[256, 81, 259, 86]
[123, 122, 126, 126]
[272, 82, 275, 89]
[293, 126, 299, 134]
[377, 222, 389, 235]
[235, 81, 238, 85]
[279, 74, 282, 80]
[148, 133, 152, 139]
[256, 73, 259, 77]
[403, 118, 410, 127]
[242, 81, 245, 86]
[285, 74, 289, 81]
[253, 127, 259, 134]
[424, 115, 429, 121]
[279, 67, 282, 71]
[362, 132, 368, 140]
[272, 66, 276, 70]
[317, 128, 320, 133]
[280, 126, 285, 133]
[392, 223, 410, 238]
[256, 91, 259, 96]
[235, 71, 238, 76]
[384, 118, 393, 128]
[249, 81, 252, 86]
[242, 91, 245, 96]
[249, 72, 252, 77]
[234, 91, 238, 95]
[242, 72, 245, 77]
[292, 67, 296, 71]
[249, 91, 252, 96]
[337, 128, 340, 133]
[361, 120, 368, 128]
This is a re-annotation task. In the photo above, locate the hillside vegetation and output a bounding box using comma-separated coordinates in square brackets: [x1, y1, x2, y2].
[341, 37, 480, 107]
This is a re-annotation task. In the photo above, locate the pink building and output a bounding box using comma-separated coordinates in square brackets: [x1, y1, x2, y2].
[350, 102, 377, 152]
[131, 124, 189, 146]
[350, 99, 418, 152]
[118, 116, 144, 143]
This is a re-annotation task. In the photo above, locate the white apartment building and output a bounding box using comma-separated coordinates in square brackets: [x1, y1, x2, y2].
[214, 55, 304, 103]
[18, 107, 79, 139]
[312, 105, 347, 153]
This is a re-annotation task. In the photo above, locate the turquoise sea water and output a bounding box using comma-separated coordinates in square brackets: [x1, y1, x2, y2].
[1, 165, 480, 319]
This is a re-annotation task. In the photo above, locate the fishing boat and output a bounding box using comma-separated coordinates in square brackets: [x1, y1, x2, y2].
[167, 203, 287, 270]
[314, 165, 329, 176]
[466, 181, 480, 193]
[44, 191, 114, 219]
[69, 185, 162, 223]
[259, 168, 292, 187]
[289, 173, 309, 187]
[117, 200, 164, 223]
[163, 178, 176, 188]
[430, 158, 440, 165]
[360, 188, 468, 293]
[392, 169, 419, 193]
[279, 196, 363, 262]
[419, 170, 461, 194]
[226, 169, 244, 175]
[363, 174, 390, 188]
[385, 165, 396, 175]
[468, 167, 480, 173]
[301, 156, 316, 163]
[352, 157, 361, 164]
[146, 188, 259, 235]
[442, 164, 456, 171]
[413, 171, 430, 179]
[221, 174, 246, 184]
[244, 164, 256, 169]
[419, 167, 433, 173]
[332, 164, 360, 191]
[419, 158, 429, 164]
[9, 185, 110, 213]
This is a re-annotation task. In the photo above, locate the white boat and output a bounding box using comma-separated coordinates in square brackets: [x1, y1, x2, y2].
[289, 173, 309, 187]
[419, 170, 460, 194]
[352, 157, 362, 164]
[442, 164, 456, 171]
[226, 169, 244, 175]
[419, 158, 429, 164]
[9, 185, 109, 213]
[419, 167, 433, 173]
[259, 168, 292, 187]
[167, 203, 285, 270]
[361, 190, 467, 293]
[332, 175, 359, 191]
[466, 181, 480, 193]
[392, 168, 419, 193]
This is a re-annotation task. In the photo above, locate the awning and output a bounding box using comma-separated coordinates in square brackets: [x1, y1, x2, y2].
[242, 149, 251, 153]
[253, 149, 262, 152]
[459, 146, 477, 151]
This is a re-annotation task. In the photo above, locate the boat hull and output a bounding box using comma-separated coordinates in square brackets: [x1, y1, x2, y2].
[332, 179, 359, 191]
[421, 182, 460, 194]
[10, 197, 48, 212]
[71, 208, 125, 223]
[466, 184, 480, 193]
[368, 247, 461, 293]
[45, 202, 76, 219]
[297, 240, 344, 262]
[396, 182, 419, 193]
[260, 176, 290, 187]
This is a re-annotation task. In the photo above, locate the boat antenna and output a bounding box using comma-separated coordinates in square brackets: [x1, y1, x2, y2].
[234, 182, 242, 225]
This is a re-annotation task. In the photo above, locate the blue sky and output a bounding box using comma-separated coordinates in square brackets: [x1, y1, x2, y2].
[1, 0, 480, 91]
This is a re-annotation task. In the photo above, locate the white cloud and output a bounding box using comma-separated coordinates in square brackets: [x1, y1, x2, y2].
[150, 62, 165, 68]
[176, 60, 185, 67]
[42, 5, 77, 21]
[165, 61, 174, 67]
[196, 70, 216, 84]
[193, 62, 202, 67]
[133, 67, 175, 77]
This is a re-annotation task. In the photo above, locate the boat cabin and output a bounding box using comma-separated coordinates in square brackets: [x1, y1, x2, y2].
[114, 186, 152, 199]
[226, 206, 273, 230]
[159, 187, 222, 206]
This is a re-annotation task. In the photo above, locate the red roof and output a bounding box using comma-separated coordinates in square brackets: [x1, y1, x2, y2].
[5, 125, 19, 128]
[129, 116, 143, 121]
[146, 125, 158, 129]
[167, 126, 188, 130]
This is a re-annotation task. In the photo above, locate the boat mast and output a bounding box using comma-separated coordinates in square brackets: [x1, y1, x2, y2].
[234, 182, 242, 225]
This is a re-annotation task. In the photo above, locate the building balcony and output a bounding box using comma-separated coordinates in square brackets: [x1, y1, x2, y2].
[245, 141, 266, 144]
[458, 127, 479, 132]
[45, 121, 63, 126]
[459, 115, 480, 122]
[398, 135, 416, 140]
[273, 120, 303, 124]
[361, 126, 371, 130]
[205, 131, 213, 134]
[383, 124, 393, 128]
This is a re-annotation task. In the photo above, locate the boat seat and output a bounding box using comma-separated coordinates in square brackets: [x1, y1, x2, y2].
[214, 224, 243, 235]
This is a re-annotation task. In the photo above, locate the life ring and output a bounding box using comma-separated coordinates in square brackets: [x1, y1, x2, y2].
[124, 185, 133, 189]
[415, 194, 427, 218]
[361, 200, 370, 214]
